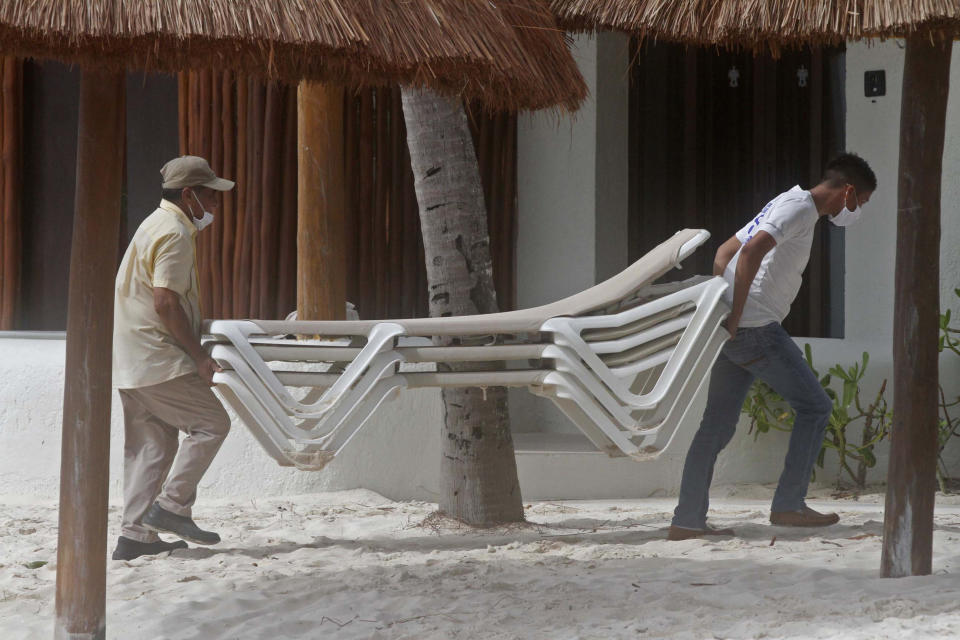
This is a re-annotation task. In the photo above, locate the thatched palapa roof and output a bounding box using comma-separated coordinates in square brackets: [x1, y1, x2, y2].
[551, 0, 960, 51]
[0, 0, 586, 111]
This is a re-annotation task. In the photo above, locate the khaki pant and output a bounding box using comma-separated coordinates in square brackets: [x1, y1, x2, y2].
[119, 373, 231, 543]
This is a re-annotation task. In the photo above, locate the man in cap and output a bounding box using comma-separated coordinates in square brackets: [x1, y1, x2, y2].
[111, 156, 235, 560]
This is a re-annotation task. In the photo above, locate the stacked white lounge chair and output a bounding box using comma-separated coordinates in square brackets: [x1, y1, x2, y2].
[203, 229, 730, 470]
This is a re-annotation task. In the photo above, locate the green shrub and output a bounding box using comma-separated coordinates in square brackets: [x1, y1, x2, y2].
[742, 287, 960, 492]
[937, 288, 960, 491]
[742, 344, 890, 490]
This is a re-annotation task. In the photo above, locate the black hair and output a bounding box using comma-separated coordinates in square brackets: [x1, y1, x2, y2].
[822, 152, 877, 194]
[161, 187, 185, 202]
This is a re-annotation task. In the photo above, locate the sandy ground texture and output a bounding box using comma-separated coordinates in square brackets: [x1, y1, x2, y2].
[3, 486, 960, 639]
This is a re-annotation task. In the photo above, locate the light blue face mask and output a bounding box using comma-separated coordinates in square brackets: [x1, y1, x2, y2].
[830, 186, 863, 227]
[191, 191, 215, 231]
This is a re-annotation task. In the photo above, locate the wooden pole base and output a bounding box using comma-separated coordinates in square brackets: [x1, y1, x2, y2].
[54, 69, 125, 638]
[880, 32, 952, 578]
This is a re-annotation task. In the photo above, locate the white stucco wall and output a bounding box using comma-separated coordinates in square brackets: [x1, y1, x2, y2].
[0, 334, 699, 501]
[2, 39, 959, 503]
[0, 336, 443, 502]
[516, 34, 600, 308]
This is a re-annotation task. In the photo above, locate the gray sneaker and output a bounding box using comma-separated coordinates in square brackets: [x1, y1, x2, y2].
[142, 503, 221, 545]
[111, 536, 187, 560]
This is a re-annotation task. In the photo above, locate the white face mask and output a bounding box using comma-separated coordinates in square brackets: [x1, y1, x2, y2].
[191, 191, 215, 231]
[829, 187, 863, 227]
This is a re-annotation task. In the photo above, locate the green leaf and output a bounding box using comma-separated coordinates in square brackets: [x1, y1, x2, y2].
[24, 560, 47, 570]
[861, 448, 877, 468]
[829, 365, 849, 381]
[862, 352, 869, 371]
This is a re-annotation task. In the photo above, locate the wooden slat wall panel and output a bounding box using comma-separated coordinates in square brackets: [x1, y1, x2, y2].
[182, 79, 518, 321]
[355, 90, 375, 317]
[388, 91, 406, 317]
[468, 104, 518, 313]
[628, 42, 843, 338]
[277, 94, 299, 319]
[343, 89, 517, 319]
[180, 71, 298, 320]
[0, 57, 22, 330]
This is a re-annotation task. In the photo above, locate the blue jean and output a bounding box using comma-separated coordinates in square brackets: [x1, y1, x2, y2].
[671, 322, 833, 529]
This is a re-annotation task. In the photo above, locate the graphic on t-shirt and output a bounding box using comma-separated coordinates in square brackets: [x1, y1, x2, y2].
[744, 198, 777, 242]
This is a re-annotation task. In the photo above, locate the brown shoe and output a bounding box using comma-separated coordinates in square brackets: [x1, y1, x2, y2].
[667, 525, 735, 541]
[770, 506, 840, 527]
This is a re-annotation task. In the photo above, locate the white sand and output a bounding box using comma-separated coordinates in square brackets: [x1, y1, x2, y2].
[3, 486, 960, 639]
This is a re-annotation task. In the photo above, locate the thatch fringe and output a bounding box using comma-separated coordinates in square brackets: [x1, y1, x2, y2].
[0, 1, 586, 112]
[551, 0, 960, 52]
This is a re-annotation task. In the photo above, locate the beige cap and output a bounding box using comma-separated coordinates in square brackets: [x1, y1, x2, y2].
[161, 156, 235, 191]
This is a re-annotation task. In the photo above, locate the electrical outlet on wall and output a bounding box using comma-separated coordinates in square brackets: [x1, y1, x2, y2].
[865, 70, 886, 98]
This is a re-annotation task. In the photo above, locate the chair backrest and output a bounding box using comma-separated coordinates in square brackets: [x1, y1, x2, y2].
[215, 229, 711, 338]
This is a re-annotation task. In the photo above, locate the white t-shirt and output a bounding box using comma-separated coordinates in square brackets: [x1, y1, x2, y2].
[721, 186, 820, 327]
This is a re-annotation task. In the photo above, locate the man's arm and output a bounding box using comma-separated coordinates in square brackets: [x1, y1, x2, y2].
[726, 230, 777, 338]
[153, 287, 222, 385]
[713, 235, 742, 276]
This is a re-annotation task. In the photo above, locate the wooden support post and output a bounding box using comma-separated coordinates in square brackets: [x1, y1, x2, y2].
[53, 70, 125, 640]
[297, 82, 346, 321]
[881, 33, 951, 578]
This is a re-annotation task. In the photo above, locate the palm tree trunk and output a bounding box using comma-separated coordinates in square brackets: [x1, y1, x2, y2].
[400, 87, 524, 525]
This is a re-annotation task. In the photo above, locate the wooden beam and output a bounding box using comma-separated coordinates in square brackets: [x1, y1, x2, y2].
[297, 82, 346, 321]
[881, 32, 952, 578]
[54, 69, 125, 639]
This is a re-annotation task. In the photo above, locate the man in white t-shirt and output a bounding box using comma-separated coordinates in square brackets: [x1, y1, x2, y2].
[669, 153, 877, 541]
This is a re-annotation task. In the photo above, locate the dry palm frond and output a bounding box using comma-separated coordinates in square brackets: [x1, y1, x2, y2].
[0, 0, 586, 112]
[551, 0, 960, 52]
